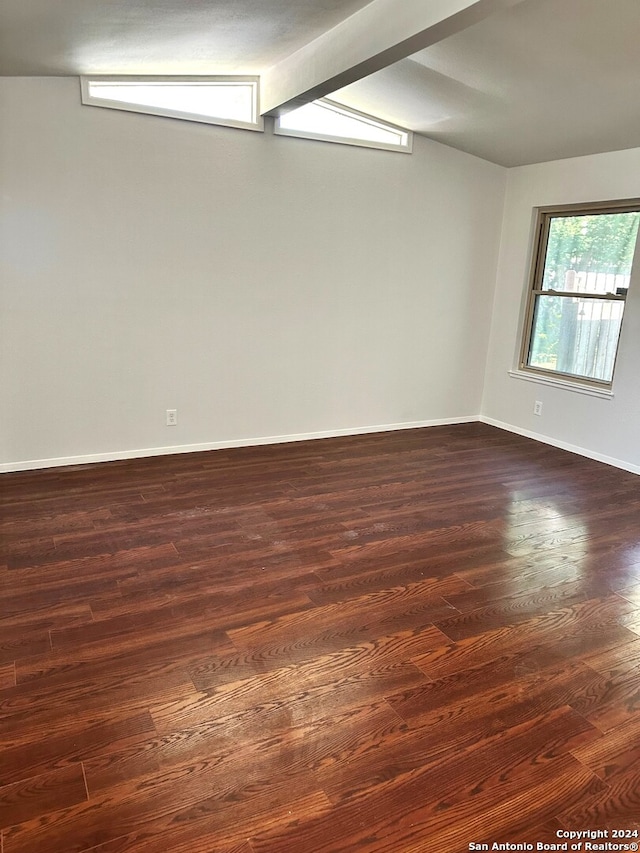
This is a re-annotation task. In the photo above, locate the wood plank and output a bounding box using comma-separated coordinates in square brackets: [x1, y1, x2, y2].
[49, 589, 314, 651]
[412, 596, 638, 678]
[15, 623, 237, 685]
[388, 654, 606, 741]
[619, 608, 640, 636]
[151, 657, 428, 736]
[580, 635, 640, 675]
[568, 663, 640, 733]
[557, 765, 640, 832]
[188, 624, 447, 693]
[227, 580, 458, 665]
[0, 765, 87, 830]
[72, 796, 328, 853]
[303, 566, 472, 606]
[0, 657, 199, 741]
[433, 584, 624, 642]
[85, 697, 404, 798]
[0, 712, 157, 788]
[571, 713, 640, 782]
[617, 581, 640, 606]
[2, 761, 326, 853]
[0, 664, 15, 690]
[249, 755, 605, 853]
[315, 703, 599, 806]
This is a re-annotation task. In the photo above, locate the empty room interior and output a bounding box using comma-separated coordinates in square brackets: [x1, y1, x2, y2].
[2, 0, 640, 851]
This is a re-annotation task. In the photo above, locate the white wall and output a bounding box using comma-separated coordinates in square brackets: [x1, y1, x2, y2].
[0, 77, 506, 470]
[481, 147, 640, 474]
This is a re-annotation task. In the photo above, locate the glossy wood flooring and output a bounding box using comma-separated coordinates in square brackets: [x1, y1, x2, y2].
[1, 423, 640, 853]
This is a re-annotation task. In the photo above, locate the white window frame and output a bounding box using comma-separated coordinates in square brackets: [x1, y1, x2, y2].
[80, 76, 264, 132]
[274, 98, 412, 153]
[518, 198, 640, 391]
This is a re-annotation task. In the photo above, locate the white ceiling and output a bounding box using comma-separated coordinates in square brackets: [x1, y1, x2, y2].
[0, 0, 372, 75]
[2, 0, 640, 167]
[333, 0, 640, 166]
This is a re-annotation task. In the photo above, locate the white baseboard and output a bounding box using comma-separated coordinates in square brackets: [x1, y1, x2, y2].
[4, 414, 638, 477]
[0, 415, 478, 473]
[480, 415, 640, 476]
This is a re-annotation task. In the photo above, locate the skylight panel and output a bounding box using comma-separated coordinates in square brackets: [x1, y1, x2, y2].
[274, 99, 412, 152]
[80, 77, 263, 131]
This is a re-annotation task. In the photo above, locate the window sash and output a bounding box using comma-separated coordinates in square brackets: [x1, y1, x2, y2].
[274, 99, 412, 153]
[520, 199, 640, 388]
[80, 76, 264, 132]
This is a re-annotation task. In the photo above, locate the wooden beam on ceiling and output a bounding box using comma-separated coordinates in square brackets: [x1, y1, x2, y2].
[261, 0, 525, 117]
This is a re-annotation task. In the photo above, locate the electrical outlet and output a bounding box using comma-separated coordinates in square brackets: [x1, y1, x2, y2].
[166, 409, 178, 426]
[533, 401, 543, 416]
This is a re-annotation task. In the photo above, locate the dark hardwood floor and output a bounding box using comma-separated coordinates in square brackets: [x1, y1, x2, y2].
[1, 423, 640, 853]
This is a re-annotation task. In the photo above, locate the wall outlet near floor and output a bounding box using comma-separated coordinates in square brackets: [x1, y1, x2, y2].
[166, 409, 178, 426]
[533, 401, 543, 416]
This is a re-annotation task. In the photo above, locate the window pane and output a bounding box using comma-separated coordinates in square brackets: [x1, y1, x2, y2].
[529, 294, 624, 382]
[87, 81, 257, 124]
[542, 212, 640, 293]
[276, 100, 410, 150]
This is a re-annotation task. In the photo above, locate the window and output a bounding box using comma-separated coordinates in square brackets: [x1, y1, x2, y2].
[80, 77, 263, 131]
[520, 200, 640, 388]
[274, 99, 412, 153]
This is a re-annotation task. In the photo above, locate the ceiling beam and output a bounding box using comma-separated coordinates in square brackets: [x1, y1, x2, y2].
[261, 0, 523, 116]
